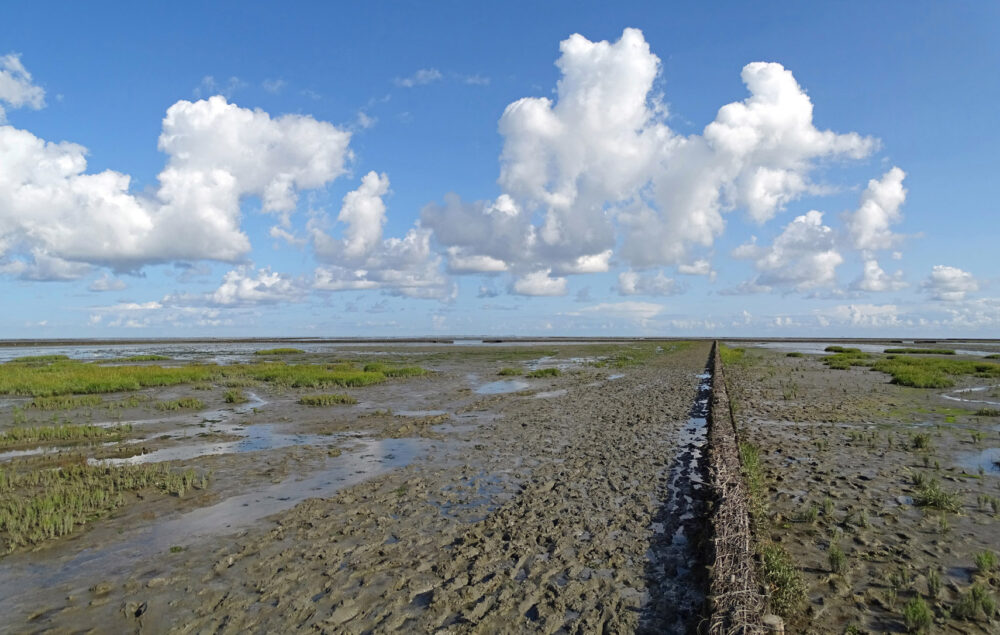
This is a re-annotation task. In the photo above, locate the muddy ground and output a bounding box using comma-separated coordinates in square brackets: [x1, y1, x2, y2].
[724, 344, 1000, 634]
[0, 340, 713, 633]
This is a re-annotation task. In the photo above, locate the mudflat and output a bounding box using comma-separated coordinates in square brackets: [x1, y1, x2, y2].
[0, 340, 712, 633]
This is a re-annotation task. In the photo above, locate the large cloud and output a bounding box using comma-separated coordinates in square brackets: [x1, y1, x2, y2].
[0, 95, 352, 276]
[423, 28, 877, 284]
[732, 211, 842, 291]
[310, 172, 453, 300]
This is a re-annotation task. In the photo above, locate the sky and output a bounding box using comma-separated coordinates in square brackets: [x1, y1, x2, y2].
[0, 2, 998, 338]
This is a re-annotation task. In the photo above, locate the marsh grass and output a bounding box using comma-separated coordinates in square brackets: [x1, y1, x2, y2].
[497, 367, 523, 376]
[885, 348, 956, 355]
[719, 344, 745, 365]
[0, 357, 427, 397]
[975, 408, 1000, 417]
[223, 389, 247, 404]
[825, 349, 1000, 388]
[975, 550, 998, 575]
[786, 352, 804, 358]
[118, 354, 171, 362]
[914, 478, 961, 512]
[953, 584, 997, 621]
[828, 542, 846, 574]
[254, 348, 305, 355]
[153, 398, 205, 411]
[298, 394, 357, 406]
[0, 424, 131, 449]
[903, 596, 933, 633]
[28, 395, 103, 410]
[761, 544, 807, 617]
[0, 461, 205, 551]
[526, 368, 561, 378]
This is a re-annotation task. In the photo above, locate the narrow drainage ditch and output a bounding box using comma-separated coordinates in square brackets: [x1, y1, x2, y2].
[641, 362, 713, 633]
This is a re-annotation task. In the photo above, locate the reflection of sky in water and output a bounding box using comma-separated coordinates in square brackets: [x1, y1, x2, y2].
[476, 380, 530, 395]
[942, 385, 1000, 407]
[0, 436, 434, 610]
[957, 447, 1000, 475]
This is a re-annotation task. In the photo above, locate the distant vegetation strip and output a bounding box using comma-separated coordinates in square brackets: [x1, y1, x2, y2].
[823, 346, 1000, 388]
[117, 354, 171, 362]
[0, 357, 430, 397]
[254, 348, 305, 355]
[527, 368, 561, 378]
[883, 348, 955, 355]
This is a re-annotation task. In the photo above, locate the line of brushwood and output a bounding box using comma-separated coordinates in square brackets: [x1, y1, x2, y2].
[705, 342, 768, 634]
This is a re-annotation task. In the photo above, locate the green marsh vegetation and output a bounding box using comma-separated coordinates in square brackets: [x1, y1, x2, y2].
[117, 354, 171, 362]
[526, 368, 561, 378]
[223, 389, 248, 404]
[153, 398, 205, 411]
[902, 596, 933, 633]
[497, 367, 523, 376]
[0, 424, 132, 449]
[0, 461, 206, 552]
[298, 394, 357, 406]
[0, 356, 430, 397]
[823, 348, 1000, 388]
[28, 395, 103, 410]
[786, 351, 804, 357]
[884, 348, 956, 355]
[976, 408, 1000, 417]
[254, 348, 305, 355]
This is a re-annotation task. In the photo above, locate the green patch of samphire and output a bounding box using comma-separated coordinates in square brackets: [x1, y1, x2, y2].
[298, 394, 357, 406]
[253, 348, 305, 356]
[526, 368, 561, 378]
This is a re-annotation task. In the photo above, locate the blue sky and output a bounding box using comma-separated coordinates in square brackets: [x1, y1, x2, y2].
[0, 2, 997, 337]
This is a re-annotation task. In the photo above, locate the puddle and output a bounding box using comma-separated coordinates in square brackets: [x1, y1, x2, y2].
[643, 368, 711, 630]
[394, 410, 448, 417]
[476, 380, 530, 395]
[956, 447, 1000, 474]
[534, 389, 567, 399]
[0, 446, 53, 461]
[942, 385, 1000, 407]
[608, 374, 625, 380]
[0, 437, 436, 610]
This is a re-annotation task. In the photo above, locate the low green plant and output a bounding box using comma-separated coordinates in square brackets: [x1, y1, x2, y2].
[786, 352, 804, 358]
[976, 408, 1000, 417]
[911, 432, 932, 451]
[975, 550, 998, 575]
[953, 584, 997, 621]
[828, 542, 846, 574]
[154, 398, 205, 411]
[761, 544, 806, 617]
[719, 345, 745, 365]
[223, 389, 247, 404]
[361, 362, 428, 378]
[903, 596, 933, 633]
[928, 567, 941, 599]
[497, 367, 523, 376]
[0, 424, 131, 448]
[298, 394, 357, 406]
[253, 348, 305, 355]
[914, 479, 961, 513]
[526, 368, 561, 378]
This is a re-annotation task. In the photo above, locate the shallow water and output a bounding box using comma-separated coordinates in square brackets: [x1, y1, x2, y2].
[744, 341, 997, 357]
[476, 379, 530, 395]
[941, 384, 1000, 407]
[0, 436, 437, 610]
[956, 447, 1000, 474]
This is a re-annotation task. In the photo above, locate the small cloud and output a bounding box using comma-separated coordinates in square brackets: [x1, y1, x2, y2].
[261, 78, 286, 94]
[461, 74, 490, 86]
[194, 75, 246, 99]
[88, 273, 127, 292]
[356, 111, 377, 130]
[394, 68, 443, 88]
[921, 265, 978, 302]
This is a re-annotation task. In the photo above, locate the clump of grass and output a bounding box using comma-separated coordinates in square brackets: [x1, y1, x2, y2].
[361, 363, 428, 378]
[0, 461, 205, 551]
[828, 542, 846, 574]
[154, 398, 205, 411]
[761, 544, 806, 617]
[825, 346, 862, 354]
[253, 348, 305, 356]
[7, 354, 71, 364]
[885, 348, 956, 355]
[526, 368, 561, 378]
[914, 478, 961, 512]
[785, 352, 804, 358]
[953, 584, 997, 621]
[975, 550, 998, 575]
[719, 345, 745, 365]
[298, 394, 357, 406]
[975, 408, 1000, 417]
[911, 432, 932, 451]
[118, 354, 171, 362]
[28, 395, 103, 410]
[793, 502, 819, 524]
[984, 354, 1000, 360]
[0, 424, 131, 449]
[928, 567, 942, 599]
[497, 367, 523, 376]
[902, 596, 933, 633]
[739, 442, 767, 526]
[223, 389, 247, 404]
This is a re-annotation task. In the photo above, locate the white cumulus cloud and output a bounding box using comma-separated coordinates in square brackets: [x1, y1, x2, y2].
[851, 258, 906, 292]
[617, 270, 679, 296]
[0, 96, 352, 276]
[921, 265, 978, 301]
[844, 167, 907, 251]
[732, 211, 842, 291]
[512, 269, 567, 296]
[0, 53, 45, 121]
